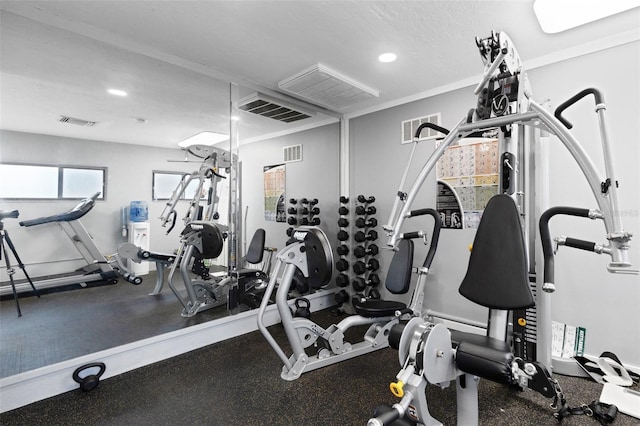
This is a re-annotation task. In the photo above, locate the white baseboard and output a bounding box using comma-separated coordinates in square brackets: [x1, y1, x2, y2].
[0, 288, 337, 413]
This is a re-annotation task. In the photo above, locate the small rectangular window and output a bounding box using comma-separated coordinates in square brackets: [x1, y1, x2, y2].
[152, 171, 200, 200]
[0, 163, 106, 200]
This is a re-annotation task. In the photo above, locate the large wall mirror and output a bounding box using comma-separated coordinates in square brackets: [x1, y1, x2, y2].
[0, 9, 339, 379]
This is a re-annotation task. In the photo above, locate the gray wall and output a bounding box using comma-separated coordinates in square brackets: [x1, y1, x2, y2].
[349, 41, 639, 365]
[239, 123, 341, 258]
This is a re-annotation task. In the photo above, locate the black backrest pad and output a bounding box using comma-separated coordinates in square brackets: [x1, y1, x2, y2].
[386, 239, 414, 294]
[458, 194, 535, 310]
[245, 229, 265, 264]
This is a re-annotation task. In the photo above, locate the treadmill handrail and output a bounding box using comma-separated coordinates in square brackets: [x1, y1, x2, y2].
[19, 192, 100, 227]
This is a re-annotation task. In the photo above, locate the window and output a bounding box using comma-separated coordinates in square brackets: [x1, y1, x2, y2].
[152, 171, 200, 200]
[0, 163, 106, 200]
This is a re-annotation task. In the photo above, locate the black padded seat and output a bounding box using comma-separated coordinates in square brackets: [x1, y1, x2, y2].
[455, 338, 515, 385]
[354, 240, 414, 317]
[353, 299, 407, 318]
[245, 229, 265, 265]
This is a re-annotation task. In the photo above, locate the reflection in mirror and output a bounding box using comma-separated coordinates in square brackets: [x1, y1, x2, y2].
[0, 10, 340, 380]
[0, 11, 235, 377]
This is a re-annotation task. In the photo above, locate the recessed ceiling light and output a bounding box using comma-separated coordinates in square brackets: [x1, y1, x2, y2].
[107, 88, 128, 97]
[178, 131, 229, 148]
[533, 0, 640, 33]
[378, 52, 397, 63]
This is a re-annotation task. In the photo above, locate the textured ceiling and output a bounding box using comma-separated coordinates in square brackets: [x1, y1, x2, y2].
[1, 1, 638, 149]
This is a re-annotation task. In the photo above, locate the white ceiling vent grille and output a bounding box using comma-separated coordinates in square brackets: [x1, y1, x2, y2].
[239, 93, 312, 123]
[283, 144, 302, 163]
[278, 63, 379, 111]
[401, 113, 443, 144]
[58, 116, 97, 127]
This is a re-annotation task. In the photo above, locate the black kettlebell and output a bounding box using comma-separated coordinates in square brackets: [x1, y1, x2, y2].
[72, 362, 106, 392]
[294, 298, 311, 319]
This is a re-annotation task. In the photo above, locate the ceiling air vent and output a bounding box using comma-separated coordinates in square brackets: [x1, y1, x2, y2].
[59, 116, 97, 127]
[283, 144, 302, 163]
[278, 63, 379, 111]
[239, 93, 312, 123]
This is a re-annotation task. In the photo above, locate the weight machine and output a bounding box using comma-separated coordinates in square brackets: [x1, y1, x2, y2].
[373, 30, 636, 425]
[257, 207, 440, 381]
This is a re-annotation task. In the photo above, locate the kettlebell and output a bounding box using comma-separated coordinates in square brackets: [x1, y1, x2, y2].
[72, 362, 106, 392]
[294, 298, 311, 319]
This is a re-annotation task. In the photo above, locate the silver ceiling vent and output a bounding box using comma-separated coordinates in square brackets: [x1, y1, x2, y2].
[278, 63, 379, 110]
[59, 116, 97, 127]
[239, 93, 312, 123]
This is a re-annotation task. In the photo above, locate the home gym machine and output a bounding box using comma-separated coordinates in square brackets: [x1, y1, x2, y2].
[373, 30, 635, 424]
[257, 207, 440, 381]
[2, 192, 140, 298]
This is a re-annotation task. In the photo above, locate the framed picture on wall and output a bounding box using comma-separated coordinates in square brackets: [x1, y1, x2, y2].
[264, 164, 286, 222]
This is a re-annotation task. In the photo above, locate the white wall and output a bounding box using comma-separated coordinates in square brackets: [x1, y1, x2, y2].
[0, 130, 206, 278]
[349, 41, 639, 365]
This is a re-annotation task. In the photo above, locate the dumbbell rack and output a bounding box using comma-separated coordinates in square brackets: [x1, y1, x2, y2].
[286, 197, 321, 239]
[334, 195, 380, 310]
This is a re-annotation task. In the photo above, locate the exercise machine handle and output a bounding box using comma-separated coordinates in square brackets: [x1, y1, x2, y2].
[539, 206, 593, 292]
[554, 88, 604, 130]
[0, 210, 19, 220]
[413, 122, 450, 139]
[367, 409, 401, 426]
[564, 237, 596, 252]
[406, 208, 442, 270]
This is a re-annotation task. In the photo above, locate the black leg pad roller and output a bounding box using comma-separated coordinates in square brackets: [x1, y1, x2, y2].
[456, 341, 515, 385]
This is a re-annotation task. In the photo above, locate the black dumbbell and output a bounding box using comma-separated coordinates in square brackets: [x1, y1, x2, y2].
[310, 207, 320, 215]
[287, 207, 297, 215]
[286, 227, 294, 237]
[337, 245, 349, 256]
[352, 277, 367, 292]
[300, 198, 309, 204]
[367, 274, 381, 287]
[353, 258, 380, 274]
[354, 229, 378, 242]
[338, 218, 349, 227]
[337, 230, 349, 241]
[338, 206, 349, 215]
[357, 195, 375, 204]
[336, 259, 349, 272]
[335, 289, 349, 304]
[355, 217, 378, 228]
[355, 205, 377, 215]
[309, 198, 319, 205]
[353, 244, 379, 258]
[351, 294, 366, 305]
[287, 217, 297, 225]
[309, 217, 321, 225]
[289, 198, 297, 205]
[368, 288, 381, 299]
[301, 207, 309, 215]
[300, 217, 309, 225]
[339, 196, 349, 204]
[336, 274, 350, 288]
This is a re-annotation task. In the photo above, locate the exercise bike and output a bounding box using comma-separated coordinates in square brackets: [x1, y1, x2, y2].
[257, 209, 440, 381]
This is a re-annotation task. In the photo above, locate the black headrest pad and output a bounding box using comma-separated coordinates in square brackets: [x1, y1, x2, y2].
[459, 194, 534, 310]
[386, 239, 414, 294]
